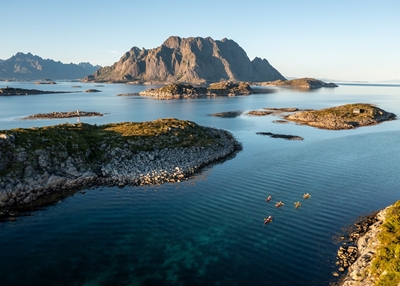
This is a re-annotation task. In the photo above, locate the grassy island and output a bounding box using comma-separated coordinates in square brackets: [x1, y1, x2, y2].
[0, 118, 241, 208]
[261, 77, 338, 89]
[285, 103, 396, 130]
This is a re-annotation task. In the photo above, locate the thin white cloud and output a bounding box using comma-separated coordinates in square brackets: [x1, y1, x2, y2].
[108, 50, 121, 54]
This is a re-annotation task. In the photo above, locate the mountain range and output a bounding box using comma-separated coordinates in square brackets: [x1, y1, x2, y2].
[87, 36, 285, 84]
[0, 53, 100, 80]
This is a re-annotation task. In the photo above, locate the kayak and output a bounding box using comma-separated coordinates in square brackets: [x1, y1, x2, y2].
[264, 216, 273, 225]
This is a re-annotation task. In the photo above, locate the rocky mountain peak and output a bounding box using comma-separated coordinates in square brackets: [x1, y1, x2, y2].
[90, 36, 285, 84]
[0, 53, 101, 80]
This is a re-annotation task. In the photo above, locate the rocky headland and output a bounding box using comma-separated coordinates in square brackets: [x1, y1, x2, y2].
[23, 110, 104, 120]
[0, 118, 241, 209]
[0, 86, 70, 96]
[285, 103, 396, 129]
[261, 77, 338, 89]
[138, 81, 255, 99]
[85, 36, 285, 84]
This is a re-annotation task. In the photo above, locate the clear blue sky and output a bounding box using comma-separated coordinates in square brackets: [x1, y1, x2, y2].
[2, 0, 399, 81]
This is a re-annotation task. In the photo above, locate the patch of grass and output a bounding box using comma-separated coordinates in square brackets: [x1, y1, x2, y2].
[0, 118, 221, 177]
[310, 104, 380, 121]
[370, 200, 400, 285]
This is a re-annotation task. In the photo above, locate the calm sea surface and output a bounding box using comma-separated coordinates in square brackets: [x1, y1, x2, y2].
[0, 81, 400, 285]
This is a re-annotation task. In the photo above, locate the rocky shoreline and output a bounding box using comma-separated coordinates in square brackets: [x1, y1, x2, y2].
[23, 110, 104, 120]
[335, 208, 388, 285]
[0, 86, 71, 96]
[0, 120, 242, 209]
[285, 104, 396, 130]
[260, 77, 338, 89]
[137, 81, 255, 99]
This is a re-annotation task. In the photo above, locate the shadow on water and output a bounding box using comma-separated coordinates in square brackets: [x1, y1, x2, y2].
[0, 143, 242, 222]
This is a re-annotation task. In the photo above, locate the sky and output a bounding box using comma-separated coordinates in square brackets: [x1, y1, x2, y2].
[1, 0, 399, 82]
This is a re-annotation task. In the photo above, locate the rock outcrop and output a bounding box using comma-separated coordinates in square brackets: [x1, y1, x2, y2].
[0, 119, 241, 208]
[337, 208, 387, 285]
[0, 86, 70, 96]
[261, 77, 338, 89]
[0, 52, 101, 80]
[23, 110, 103, 120]
[138, 81, 254, 99]
[285, 103, 396, 129]
[256, 132, 304, 140]
[87, 36, 285, 84]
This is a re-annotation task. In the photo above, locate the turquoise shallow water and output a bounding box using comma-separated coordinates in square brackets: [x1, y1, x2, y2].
[0, 82, 400, 285]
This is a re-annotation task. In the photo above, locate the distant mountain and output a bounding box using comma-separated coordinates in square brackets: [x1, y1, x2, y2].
[88, 36, 285, 84]
[0, 59, 4, 64]
[0, 52, 101, 80]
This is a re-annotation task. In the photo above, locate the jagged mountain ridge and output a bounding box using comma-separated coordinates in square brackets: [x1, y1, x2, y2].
[0, 52, 101, 80]
[90, 36, 285, 84]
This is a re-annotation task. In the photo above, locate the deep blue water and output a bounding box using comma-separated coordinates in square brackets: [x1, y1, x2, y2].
[0, 81, 400, 285]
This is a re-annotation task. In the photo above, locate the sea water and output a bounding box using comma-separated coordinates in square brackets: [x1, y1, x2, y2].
[0, 81, 400, 285]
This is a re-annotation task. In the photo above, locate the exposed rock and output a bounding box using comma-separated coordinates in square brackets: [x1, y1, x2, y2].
[138, 81, 255, 99]
[285, 103, 396, 130]
[247, 110, 275, 116]
[23, 110, 103, 120]
[87, 36, 285, 84]
[256, 132, 304, 140]
[34, 81, 56, 84]
[337, 209, 386, 286]
[210, 111, 243, 118]
[246, 107, 310, 116]
[0, 86, 71, 96]
[261, 77, 338, 89]
[272, 120, 289, 124]
[0, 119, 242, 209]
[84, 89, 101, 93]
[264, 107, 302, 112]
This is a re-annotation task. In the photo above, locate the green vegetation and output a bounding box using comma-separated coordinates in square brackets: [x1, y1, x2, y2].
[311, 103, 381, 121]
[265, 77, 337, 88]
[150, 83, 203, 95]
[139, 81, 254, 98]
[286, 103, 395, 129]
[370, 200, 400, 285]
[0, 118, 220, 177]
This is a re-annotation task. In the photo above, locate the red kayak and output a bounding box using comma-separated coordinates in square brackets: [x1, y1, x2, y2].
[264, 216, 273, 225]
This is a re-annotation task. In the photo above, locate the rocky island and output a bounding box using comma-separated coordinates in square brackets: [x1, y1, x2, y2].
[23, 110, 104, 120]
[261, 77, 338, 89]
[0, 86, 70, 96]
[210, 111, 243, 118]
[285, 103, 396, 129]
[0, 118, 241, 209]
[138, 81, 254, 99]
[256, 132, 304, 140]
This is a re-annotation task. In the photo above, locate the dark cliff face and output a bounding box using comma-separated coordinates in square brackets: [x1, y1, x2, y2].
[92, 36, 285, 84]
[0, 53, 101, 80]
